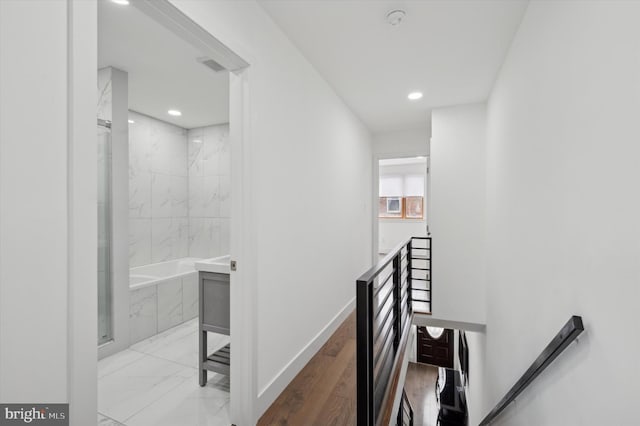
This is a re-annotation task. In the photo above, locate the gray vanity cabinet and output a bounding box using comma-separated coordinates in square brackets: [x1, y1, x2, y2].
[199, 271, 230, 386]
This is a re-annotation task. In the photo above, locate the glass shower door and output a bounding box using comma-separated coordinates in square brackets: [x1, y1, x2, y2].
[97, 121, 112, 345]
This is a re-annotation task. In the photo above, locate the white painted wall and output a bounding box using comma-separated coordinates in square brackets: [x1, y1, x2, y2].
[168, 1, 373, 420]
[476, 2, 640, 424]
[379, 221, 427, 254]
[378, 163, 427, 253]
[0, 1, 97, 424]
[430, 103, 487, 325]
[464, 330, 486, 426]
[0, 0, 68, 403]
[373, 127, 430, 157]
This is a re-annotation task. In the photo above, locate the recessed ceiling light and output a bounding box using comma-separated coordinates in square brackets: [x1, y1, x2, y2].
[128, 119, 135, 124]
[408, 92, 423, 101]
[168, 109, 182, 116]
[193, 139, 202, 144]
[111, 0, 130, 5]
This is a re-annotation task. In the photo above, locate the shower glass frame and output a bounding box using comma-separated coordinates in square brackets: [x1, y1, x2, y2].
[97, 119, 113, 345]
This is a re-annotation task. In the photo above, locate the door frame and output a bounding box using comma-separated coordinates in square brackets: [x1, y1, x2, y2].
[372, 151, 430, 262]
[73, 1, 258, 424]
[129, 2, 255, 423]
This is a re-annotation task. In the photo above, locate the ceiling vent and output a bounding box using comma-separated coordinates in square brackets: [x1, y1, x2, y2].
[197, 56, 225, 73]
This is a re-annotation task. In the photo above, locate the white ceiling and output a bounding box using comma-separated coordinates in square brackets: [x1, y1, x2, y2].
[98, 0, 229, 129]
[259, 0, 528, 133]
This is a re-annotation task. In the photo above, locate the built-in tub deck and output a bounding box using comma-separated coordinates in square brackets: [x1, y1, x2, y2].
[130, 257, 204, 290]
[128, 257, 203, 344]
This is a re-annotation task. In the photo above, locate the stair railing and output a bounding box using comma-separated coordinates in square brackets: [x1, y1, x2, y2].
[356, 236, 429, 425]
[479, 315, 584, 425]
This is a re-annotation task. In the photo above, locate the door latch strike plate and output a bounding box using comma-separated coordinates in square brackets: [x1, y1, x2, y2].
[230, 260, 237, 271]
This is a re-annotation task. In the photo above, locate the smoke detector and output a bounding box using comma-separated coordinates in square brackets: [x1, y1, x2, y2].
[386, 9, 406, 26]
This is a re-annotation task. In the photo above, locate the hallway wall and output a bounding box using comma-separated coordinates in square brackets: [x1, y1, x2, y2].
[430, 103, 487, 325]
[479, 1, 640, 424]
[0, 0, 71, 403]
[373, 127, 430, 157]
[0, 1, 98, 424]
[169, 1, 374, 421]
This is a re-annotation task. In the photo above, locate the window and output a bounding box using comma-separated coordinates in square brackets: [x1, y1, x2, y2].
[379, 174, 424, 219]
[379, 196, 403, 218]
[426, 326, 445, 339]
[405, 196, 423, 219]
[387, 197, 402, 213]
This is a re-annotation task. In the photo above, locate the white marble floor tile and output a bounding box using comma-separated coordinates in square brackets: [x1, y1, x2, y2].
[98, 319, 231, 426]
[98, 349, 146, 379]
[130, 319, 196, 355]
[124, 377, 230, 426]
[147, 327, 229, 369]
[98, 354, 196, 423]
[130, 318, 228, 369]
[98, 413, 126, 426]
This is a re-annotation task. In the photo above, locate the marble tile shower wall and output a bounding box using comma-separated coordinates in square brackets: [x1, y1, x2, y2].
[128, 111, 230, 267]
[187, 124, 230, 259]
[129, 111, 189, 267]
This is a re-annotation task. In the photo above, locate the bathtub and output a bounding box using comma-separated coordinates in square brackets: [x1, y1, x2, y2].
[129, 257, 204, 344]
[130, 257, 203, 290]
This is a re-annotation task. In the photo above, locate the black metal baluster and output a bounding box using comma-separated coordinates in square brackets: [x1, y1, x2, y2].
[407, 240, 413, 312]
[428, 237, 432, 312]
[356, 280, 374, 425]
[393, 252, 401, 350]
[356, 237, 422, 425]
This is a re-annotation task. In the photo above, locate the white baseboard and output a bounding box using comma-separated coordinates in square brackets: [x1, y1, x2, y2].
[256, 297, 356, 417]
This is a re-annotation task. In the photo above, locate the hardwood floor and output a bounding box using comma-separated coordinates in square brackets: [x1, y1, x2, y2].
[257, 311, 439, 426]
[258, 311, 357, 426]
[404, 362, 439, 426]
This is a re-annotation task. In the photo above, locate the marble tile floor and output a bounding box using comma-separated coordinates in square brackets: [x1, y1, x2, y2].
[98, 318, 230, 426]
[98, 413, 126, 426]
